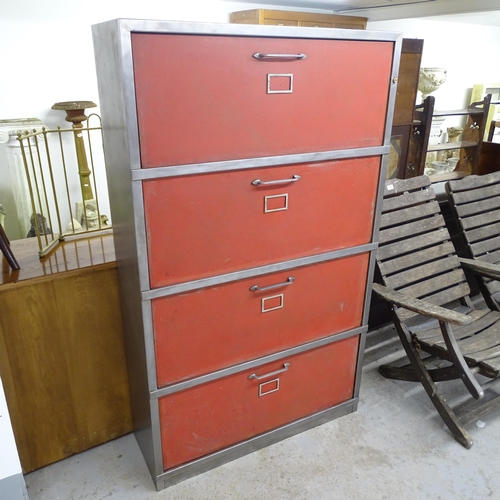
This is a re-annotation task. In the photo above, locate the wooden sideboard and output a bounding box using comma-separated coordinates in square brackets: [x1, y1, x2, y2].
[0, 230, 132, 472]
[230, 9, 367, 29]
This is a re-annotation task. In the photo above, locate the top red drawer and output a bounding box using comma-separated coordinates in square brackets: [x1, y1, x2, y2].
[132, 33, 393, 168]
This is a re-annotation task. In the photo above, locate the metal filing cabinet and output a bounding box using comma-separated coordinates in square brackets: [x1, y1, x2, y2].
[92, 19, 401, 490]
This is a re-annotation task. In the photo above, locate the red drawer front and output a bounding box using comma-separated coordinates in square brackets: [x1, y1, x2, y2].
[144, 157, 380, 288]
[132, 33, 393, 168]
[159, 337, 359, 469]
[153, 253, 368, 387]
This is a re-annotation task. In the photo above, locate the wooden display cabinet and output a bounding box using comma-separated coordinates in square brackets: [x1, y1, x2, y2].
[386, 38, 424, 179]
[0, 231, 132, 473]
[405, 95, 492, 181]
[230, 9, 367, 30]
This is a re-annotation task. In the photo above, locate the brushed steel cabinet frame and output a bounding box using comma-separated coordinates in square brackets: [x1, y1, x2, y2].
[92, 18, 402, 490]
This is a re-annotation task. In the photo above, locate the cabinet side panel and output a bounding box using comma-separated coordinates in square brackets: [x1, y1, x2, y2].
[92, 20, 157, 478]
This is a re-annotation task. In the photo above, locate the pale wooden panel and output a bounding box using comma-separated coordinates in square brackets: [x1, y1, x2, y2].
[0, 281, 78, 472]
[0, 231, 132, 473]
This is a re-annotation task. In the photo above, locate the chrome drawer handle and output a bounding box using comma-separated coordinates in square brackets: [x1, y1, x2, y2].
[248, 363, 290, 380]
[251, 175, 301, 186]
[250, 277, 295, 292]
[253, 53, 306, 60]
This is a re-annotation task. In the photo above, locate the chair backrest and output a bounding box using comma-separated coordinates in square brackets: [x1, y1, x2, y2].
[446, 171, 500, 304]
[377, 175, 471, 324]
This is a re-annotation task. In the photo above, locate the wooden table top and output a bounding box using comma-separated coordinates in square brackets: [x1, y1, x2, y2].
[1, 229, 116, 289]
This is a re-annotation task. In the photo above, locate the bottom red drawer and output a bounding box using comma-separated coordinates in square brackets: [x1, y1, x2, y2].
[159, 336, 359, 469]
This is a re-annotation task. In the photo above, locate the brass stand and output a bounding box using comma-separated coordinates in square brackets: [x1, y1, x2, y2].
[51, 101, 97, 201]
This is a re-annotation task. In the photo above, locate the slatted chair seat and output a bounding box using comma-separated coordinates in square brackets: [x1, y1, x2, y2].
[373, 175, 500, 448]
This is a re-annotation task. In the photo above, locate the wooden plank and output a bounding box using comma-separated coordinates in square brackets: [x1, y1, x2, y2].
[462, 221, 500, 244]
[455, 197, 500, 218]
[396, 283, 471, 322]
[384, 255, 461, 289]
[460, 209, 500, 230]
[379, 214, 445, 244]
[486, 281, 500, 295]
[416, 309, 489, 342]
[430, 310, 499, 345]
[397, 268, 467, 299]
[450, 183, 500, 205]
[458, 393, 500, 426]
[384, 175, 430, 197]
[448, 171, 500, 193]
[460, 258, 500, 283]
[379, 200, 440, 229]
[372, 283, 471, 325]
[454, 310, 500, 341]
[382, 186, 434, 212]
[471, 236, 500, 257]
[458, 325, 500, 359]
[377, 227, 450, 261]
[482, 357, 500, 372]
[477, 249, 500, 265]
[379, 241, 456, 276]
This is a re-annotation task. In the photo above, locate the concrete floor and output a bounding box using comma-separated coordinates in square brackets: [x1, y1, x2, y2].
[25, 324, 500, 500]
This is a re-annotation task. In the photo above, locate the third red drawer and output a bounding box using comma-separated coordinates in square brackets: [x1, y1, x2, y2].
[153, 252, 369, 387]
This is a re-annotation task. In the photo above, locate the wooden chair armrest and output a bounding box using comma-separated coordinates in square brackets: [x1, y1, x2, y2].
[459, 257, 500, 280]
[372, 283, 473, 326]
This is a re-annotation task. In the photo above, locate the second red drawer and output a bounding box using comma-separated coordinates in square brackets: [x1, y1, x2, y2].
[153, 253, 369, 387]
[144, 157, 380, 288]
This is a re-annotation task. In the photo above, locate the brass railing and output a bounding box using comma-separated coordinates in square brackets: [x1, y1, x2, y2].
[17, 114, 110, 257]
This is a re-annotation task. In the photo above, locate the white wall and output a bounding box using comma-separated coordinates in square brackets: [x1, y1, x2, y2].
[0, 378, 21, 480]
[0, 377, 25, 494]
[367, 17, 500, 110]
[1, 2, 500, 240]
[1, 0, 307, 239]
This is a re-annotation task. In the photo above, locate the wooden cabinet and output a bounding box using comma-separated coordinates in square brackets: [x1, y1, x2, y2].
[430, 95, 492, 178]
[92, 19, 400, 490]
[406, 95, 492, 180]
[387, 38, 424, 179]
[0, 232, 132, 473]
[230, 9, 367, 30]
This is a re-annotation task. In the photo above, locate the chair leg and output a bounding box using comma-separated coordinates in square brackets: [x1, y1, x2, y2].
[0, 224, 20, 271]
[394, 322, 473, 449]
[379, 360, 460, 383]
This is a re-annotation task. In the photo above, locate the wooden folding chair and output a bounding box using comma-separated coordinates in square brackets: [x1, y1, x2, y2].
[446, 171, 500, 312]
[373, 175, 500, 448]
